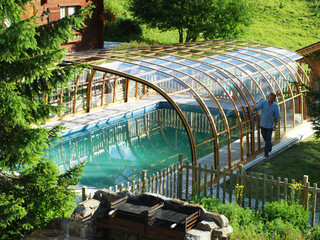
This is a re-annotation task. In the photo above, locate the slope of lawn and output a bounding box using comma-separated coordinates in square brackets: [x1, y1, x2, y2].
[241, 0, 320, 50]
[104, 0, 320, 50]
[249, 135, 320, 185]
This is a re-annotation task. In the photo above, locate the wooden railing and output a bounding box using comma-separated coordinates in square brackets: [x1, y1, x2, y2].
[82, 154, 320, 226]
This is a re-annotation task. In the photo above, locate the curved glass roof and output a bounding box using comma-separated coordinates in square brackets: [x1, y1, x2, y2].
[64, 40, 310, 169]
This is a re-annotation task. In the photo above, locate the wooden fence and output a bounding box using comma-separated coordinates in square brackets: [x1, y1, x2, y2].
[82, 154, 320, 226]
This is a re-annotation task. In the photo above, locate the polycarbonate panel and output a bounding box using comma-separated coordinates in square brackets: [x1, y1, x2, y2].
[62, 87, 74, 115]
[286, 100, 294, 132]
[76, 84, 87, 111]
[103, 78, 114, 105]
[48, 90, 61, 118]
[247, 47, 305, 83]
[294, 96, 303, 126]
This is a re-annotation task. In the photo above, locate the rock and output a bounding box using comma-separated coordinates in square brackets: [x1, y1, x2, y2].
[212, 225, 233, 238]
[205, 213, 229, 228]
[71, 198, 100, 220]
[23, 218, 70, 240]
[195, 219, 219, 231]
[184, 229, 212, 240]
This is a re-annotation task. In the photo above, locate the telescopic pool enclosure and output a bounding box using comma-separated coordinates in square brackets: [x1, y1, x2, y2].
[54, 40, 317, 170]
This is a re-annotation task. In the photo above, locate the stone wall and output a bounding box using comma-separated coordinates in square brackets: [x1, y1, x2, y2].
[24, 191, 233, 240]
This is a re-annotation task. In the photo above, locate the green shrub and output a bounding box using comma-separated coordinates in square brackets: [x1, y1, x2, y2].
[309, 224, 320, 239]
[104, 18, 143, 42]
[190, 197, 266, 239]
[190, 196, 312, 240]
[264, 218, 306, 240]
[262, 200, 309, 231]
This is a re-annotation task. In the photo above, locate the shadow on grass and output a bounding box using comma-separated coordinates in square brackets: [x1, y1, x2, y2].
[249, 136, 320, 185]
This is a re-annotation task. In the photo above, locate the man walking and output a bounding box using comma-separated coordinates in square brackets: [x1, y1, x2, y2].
[252, 93, 280, 158]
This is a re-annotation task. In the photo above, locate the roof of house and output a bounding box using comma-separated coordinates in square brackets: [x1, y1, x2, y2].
[297, 41, 320, 55]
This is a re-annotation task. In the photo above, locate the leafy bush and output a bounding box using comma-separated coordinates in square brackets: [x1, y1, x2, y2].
[0, 160, 84, 240]
[189, 196, 316, 240]
[262, 200, 309, 231]
[104, 18, 143, 42]
[190, 197, 266, 239]
[309, 224, 320, 239]
[264, 218, 306, 240]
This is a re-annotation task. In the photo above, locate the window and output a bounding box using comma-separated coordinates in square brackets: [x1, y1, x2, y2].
[60, 6, 78, 19]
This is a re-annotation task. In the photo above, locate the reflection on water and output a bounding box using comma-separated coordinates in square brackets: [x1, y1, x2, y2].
[47, 109, 214, 188]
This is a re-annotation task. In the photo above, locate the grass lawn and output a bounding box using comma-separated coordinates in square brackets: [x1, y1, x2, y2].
[104, 0, 320, 51]
[249, 135, 320, 185]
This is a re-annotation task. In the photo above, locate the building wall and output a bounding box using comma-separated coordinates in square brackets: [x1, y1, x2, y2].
[25, 0, 104, 52]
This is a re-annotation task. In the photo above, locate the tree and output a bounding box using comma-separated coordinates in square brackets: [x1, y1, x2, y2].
[129, 0, 253, 43]
[0, 1, 92, 239]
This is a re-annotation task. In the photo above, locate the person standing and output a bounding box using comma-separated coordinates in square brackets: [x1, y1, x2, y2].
[252, 93, 280, 158]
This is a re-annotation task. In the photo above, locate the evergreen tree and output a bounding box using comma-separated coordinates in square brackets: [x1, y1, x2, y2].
[0, 1, 93, 239]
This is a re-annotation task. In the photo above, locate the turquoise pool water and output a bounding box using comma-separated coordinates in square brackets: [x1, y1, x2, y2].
[47, 108, 215, 188]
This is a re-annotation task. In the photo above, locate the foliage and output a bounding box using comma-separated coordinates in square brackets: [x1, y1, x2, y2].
[190, 195, 317, 240]
[309, 224, 320, 239]
[107, 0, 320, 50]
[189, 197, 266, 239]
[104, 18, 142, 42]
[264, 218, 306, 240]
[0, 161, 84, 239]
[262, 200, 310, 231]
[100, 8, 116, 26]
[0, 1, 92, 238]
[128, 0, 253, 43]
[233, 184, 244, 205]
[299, 74, 320, 140]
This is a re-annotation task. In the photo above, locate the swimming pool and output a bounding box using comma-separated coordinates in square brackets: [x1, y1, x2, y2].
[47, 106, 218, 188]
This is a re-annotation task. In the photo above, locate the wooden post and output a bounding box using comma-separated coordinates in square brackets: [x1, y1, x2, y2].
[138, 179, 142, 194]
[284, 178, 288, 201]
[277, 177, 281, 202]
[86, 70, 96, 112]
[198, 164, 202, 197]
[311, 183, 317, 227]
[302, 175, 309, 208]
[204, 165, 208, 197]
[255, 173, 260, 210]
[241, 171, 246, 207]
[132, 180, 136, 194]
[249, 172, 253, 208]
[262, 174, 267, 210]
[82, 187, 87, 202]
[223, 168, 227, 204]
[192, 163, 196, 196]
[186, 162, 190, 200]
[124, 78, 129, 102]
[166, 169, 169, 197]
[178, 153, 183, 199]
[229, 169, 233, 203]
[156, 172, 159, 194]
[239, 164, 244, 186]
[270, 175, 274, 203]
[213, 166, 217, 197]
[305, 182, 310, 211]
[141, 170, 147, 193]
[153, 174, 156, 194]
